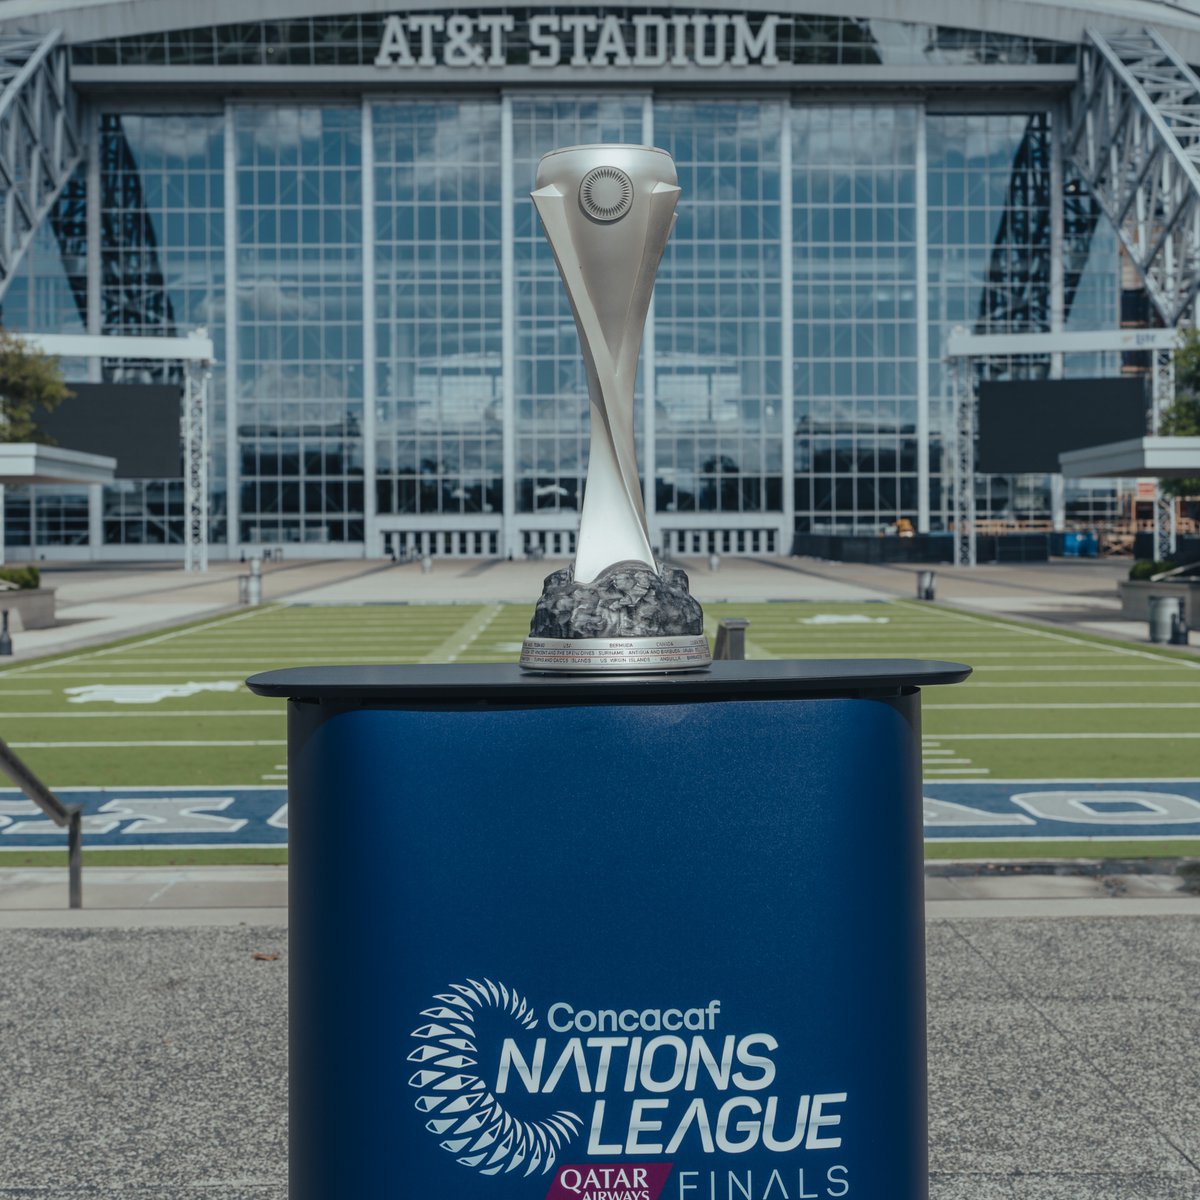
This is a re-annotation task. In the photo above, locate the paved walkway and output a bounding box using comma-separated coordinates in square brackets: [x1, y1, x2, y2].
[0, 865, 1196, 925]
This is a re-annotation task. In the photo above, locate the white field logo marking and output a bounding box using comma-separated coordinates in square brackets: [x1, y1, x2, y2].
[65, 682, 242, 705]
[410, 979, 583, 1176]
[800, 614, 889, 625]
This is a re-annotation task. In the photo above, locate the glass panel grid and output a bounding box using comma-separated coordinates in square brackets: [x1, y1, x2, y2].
[793, 104, 919, 532]
[235, 105, 365, 544]
[373, 100, 503, 518]
[655, 98, 783, 515]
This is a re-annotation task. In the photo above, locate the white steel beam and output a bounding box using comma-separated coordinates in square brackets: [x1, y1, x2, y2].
[946, 327, 1177, 356]
[0, 30, 82, 298]
[1067, 27, 1200, 325]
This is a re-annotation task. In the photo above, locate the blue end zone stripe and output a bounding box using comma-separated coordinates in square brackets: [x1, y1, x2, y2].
[0, 782, 1199, 847]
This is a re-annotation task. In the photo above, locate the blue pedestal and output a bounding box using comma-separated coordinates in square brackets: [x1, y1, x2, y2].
[248, 660, 968, 1200]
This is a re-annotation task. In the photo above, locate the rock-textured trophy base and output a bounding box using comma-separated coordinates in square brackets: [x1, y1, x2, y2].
[520, 560, 712, 673]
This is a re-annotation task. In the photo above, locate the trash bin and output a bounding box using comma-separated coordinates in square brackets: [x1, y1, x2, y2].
[1062, 532, 1079, 557]
[1149, 595, 1181, 644]
[250, 660, 969, 1200]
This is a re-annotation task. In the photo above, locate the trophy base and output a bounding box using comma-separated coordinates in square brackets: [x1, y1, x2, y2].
[520, 634, 712, 674]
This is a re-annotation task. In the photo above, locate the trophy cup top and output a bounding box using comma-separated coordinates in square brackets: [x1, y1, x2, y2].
[534, 146, 678, 220]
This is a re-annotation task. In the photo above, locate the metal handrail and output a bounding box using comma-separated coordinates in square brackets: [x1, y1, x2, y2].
[0, 734, 81, 907]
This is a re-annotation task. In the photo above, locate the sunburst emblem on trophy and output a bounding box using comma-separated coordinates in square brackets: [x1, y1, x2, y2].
[520, 145, 712, 673]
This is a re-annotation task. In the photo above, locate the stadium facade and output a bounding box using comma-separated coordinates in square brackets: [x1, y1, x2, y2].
[0, 0, 1198, 561]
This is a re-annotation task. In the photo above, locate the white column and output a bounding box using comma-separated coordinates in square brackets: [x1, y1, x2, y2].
[1049, 105, 1066, 533]
[641, 93, 659, 551]
[779, 99, 795, 553]
[88, 483, 103, 556]
[86, 109, 103, 561]
[223, 105, 240, 554]
[500, 94, 517, 558]
[361, 99, 379, 557]
[85, 108, 102, 383]
[915, 105, 931, 533]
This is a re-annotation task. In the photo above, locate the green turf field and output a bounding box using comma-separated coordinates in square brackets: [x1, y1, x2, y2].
[0, 597, 1196, 788]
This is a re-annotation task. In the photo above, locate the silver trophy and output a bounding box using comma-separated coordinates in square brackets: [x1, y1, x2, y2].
[520, 145, 711, 673]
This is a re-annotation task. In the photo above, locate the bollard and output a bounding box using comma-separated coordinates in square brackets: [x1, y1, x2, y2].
[0, 610, 10, 656]
[421, 554, 433, 574]
[917, 570, 936, 601]
[713, 616, 749, 660]
[246, 557, 263, 605]
[1149, 595, 1181, 644]
[708, 552, 721, 572]
[1171, 608, 1191, 646]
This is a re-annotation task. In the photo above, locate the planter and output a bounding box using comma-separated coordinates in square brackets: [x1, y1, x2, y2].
[0, 588, 56, 631]
[1118, 579, 1200, 624]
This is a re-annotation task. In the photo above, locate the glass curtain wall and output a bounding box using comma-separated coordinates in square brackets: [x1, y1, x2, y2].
[235, 106, 364, 544]
[1, 93, 1124, 555]
[927, 112, 1053, 527]
[655, 100, 784, 517]
[373, 101, 504, 525]
[100, 113, 227, 544]
[793, 105, 919, 532]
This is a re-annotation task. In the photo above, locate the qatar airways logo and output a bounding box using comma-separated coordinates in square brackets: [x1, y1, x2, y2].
[408, 980, 851, 1197]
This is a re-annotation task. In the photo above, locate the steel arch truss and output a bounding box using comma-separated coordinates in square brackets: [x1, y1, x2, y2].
[979, 114, 1100, 337]
[0, 30, 82, 299]
[1068, 26, 1200, 325]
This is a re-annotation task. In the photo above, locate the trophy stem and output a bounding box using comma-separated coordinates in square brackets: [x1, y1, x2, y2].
[521, 144, 710, 673]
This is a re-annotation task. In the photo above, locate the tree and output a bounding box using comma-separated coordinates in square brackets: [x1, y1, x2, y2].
[1157, 327, 1200, 498]
[0, 327, 70, 443]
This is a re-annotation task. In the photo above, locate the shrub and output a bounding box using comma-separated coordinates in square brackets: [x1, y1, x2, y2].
[0, 566, 40, 590]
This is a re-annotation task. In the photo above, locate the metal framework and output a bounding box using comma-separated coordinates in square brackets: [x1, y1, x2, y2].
[946, 327, 1179, 567]
[20, 331, 214, 570]
[0, 30, 82, 300]
[980, 113, 1099, 336]
[1067, 26, 1200, 327]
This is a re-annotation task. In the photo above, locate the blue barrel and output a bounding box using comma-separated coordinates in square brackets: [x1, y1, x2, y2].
[248, 660, 969, 1200]
[1062, 532, 1080, 557]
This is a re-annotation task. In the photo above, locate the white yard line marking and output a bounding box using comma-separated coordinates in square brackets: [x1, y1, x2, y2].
[0, 606, 275, 678]
[421, 605, 503, 664]
[921, 737, 987, 775]
[960, 681, 1200, 688]
[958, 665, 1190, 671]
[7, 740, 287, 748]
[929, 732, 1200, 740]
[261, 774, 288, 781]
[896, 599, 1200, 670]
[0, 710, 278, 719]
[925, 702, 1200, 710]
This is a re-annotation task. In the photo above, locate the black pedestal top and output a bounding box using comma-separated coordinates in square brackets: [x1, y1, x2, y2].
[246, 659, 970, 704]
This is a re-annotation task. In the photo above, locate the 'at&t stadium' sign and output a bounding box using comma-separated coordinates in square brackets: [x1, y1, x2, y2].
[375, 13, 782, 70]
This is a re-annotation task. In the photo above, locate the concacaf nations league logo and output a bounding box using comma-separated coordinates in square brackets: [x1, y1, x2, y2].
[409, 979, 584, 1176]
